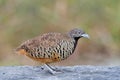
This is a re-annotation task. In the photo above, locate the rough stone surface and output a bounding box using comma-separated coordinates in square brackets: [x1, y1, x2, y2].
[0, 65, 120, 80]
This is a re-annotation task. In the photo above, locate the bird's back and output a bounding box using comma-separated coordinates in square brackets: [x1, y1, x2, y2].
[16, 32, 76, 63]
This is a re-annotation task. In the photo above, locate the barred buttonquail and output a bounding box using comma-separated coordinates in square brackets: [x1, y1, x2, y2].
[16, 28, 89, 74]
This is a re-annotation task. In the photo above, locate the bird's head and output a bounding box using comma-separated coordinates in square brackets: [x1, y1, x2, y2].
[69, 28, 89, 40]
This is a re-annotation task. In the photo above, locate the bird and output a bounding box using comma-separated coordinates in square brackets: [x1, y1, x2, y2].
[15, 28, 89, 74]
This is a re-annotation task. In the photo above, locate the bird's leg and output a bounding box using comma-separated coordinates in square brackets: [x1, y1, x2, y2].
[47, 64, 61, 71]
[44, 64, 62, 74]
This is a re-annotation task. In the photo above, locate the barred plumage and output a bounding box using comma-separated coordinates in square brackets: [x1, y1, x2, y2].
[15, 28, 89, 74]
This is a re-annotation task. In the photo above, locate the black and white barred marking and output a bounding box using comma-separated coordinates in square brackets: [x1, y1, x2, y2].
[26, 39, 76, 61]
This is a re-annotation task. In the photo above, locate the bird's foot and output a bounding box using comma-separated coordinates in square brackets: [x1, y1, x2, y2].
[44, 64, 63, 75]
[48, 69, 62, 75]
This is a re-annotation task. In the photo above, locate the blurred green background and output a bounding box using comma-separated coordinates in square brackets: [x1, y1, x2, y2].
[0, 0, 120, 66]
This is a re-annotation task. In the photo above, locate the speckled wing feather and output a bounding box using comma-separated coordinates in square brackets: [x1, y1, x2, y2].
[16, 32, 76, 63]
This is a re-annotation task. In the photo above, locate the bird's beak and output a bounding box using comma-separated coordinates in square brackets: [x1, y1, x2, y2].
[81, 33, 90, 39]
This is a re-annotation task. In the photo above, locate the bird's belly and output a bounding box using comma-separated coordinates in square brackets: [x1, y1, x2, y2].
[27, 52, 62, 63]
[17, 48, 73, 63]
[27, 55, 60, 63]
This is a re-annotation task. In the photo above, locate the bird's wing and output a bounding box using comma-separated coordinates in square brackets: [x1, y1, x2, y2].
[27, 32, 71, 49]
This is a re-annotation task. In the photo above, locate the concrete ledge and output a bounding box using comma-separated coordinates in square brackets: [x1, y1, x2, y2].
[0, 65, 120, 80]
